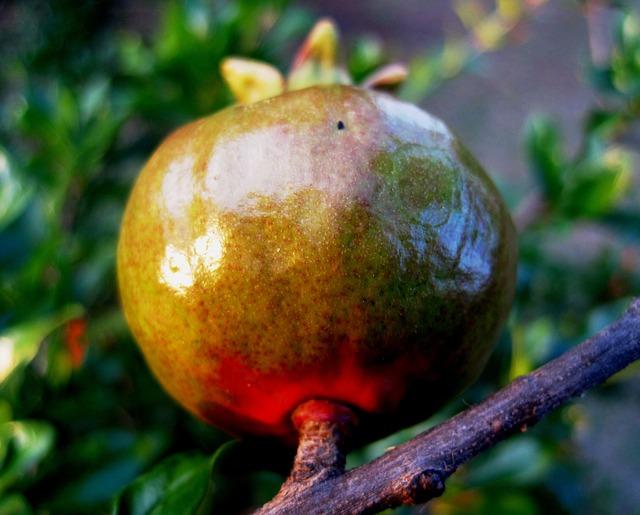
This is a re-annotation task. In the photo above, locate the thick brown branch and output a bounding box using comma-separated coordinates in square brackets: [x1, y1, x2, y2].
[258, 298, 640, 515]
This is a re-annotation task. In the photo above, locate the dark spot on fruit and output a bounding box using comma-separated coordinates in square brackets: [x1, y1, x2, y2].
[337, 120, 345, 130]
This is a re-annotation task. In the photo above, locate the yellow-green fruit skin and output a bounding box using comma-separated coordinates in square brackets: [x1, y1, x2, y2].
[117, 85, 517, 442]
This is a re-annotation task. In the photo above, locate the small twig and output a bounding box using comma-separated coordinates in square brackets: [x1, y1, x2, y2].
[257, 298, 640, 514]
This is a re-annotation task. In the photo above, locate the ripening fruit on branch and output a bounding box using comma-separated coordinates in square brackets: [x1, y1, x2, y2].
[117, 19, 517, 444]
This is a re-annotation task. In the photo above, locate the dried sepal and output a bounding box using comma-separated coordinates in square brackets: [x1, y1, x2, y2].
[221, 58, 285, 104]
[288, 18, 351, 91]
[361, 63, 408, 90]
[220, 19, 409, 104]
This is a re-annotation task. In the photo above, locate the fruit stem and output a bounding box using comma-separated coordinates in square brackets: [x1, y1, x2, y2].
[261, 400, 358, 508]
[288, 400, 357, 484]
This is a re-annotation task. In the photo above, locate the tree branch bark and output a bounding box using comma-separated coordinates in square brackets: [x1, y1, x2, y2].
[257, 298, 640, 515]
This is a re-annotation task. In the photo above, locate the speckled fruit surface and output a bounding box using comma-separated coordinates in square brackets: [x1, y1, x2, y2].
[117, 84, 517, 442]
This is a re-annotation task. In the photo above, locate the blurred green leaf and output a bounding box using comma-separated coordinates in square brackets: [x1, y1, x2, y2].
[525, 116, 564, 204]
[562, 147, 632, 218]
[0, 305, 84, 384]
[524, 116, 633, 220]
[590, 9, 640, 98]
[467, 437, 551, 487]
[0, 494, 32, 515]
[0, 147, 32, 231]
[482, 491, 540, 515]
[433, 487, 540, 515]
[0, 420, 55, 493]
[400, 40, 470, 102]
[111, 441, 237, 515]
[510, 318, 554, 379]
[584, 110, 625, 139]
[348, 36, 385, 82]
[0, 400, 12, 424]
[46, 429, 169, 513]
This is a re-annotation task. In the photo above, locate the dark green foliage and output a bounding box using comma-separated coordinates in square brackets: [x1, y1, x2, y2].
[0, 2, 639, 514]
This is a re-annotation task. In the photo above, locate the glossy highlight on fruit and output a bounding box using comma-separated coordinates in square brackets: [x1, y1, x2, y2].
[117, 20, 517, 443]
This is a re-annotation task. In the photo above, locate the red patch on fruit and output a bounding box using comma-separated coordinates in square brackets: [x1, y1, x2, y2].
[198, 343, 429, 439]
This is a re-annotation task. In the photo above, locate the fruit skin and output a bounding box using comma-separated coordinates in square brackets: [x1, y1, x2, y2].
[117, 84, 517, 442]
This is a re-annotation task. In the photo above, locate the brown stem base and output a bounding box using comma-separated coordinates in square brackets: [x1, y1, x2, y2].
[256, 400, 358, 513]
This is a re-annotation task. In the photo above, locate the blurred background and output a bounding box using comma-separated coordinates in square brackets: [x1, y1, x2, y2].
[1, 0, 639, 514]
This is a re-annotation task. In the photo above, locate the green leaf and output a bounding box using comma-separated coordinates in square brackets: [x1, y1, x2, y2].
[525, 115, 565, 204]
[435, 487, 540, 515]
[0, 147, 33, 231]
[0, 400, 12, 424]
[348, 36, 385, 81]
[47, 429, 169, 512]
[0, 305, 84, 384]
[509, 318, 554, 379]
[585, 110, 625, 139]
[400, 40, 471, 102]
[118, 34, 155, 76]
[467, 437, 551, 487]
[0, 420, 56, 493]
[562, 147, 632, 217]
[590, 10, 640, 98]
[483, 491, 540, 515]
[111, 441, 237, 515]
[0, 494, 32, 515]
